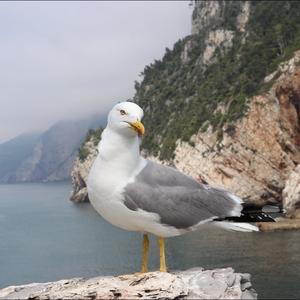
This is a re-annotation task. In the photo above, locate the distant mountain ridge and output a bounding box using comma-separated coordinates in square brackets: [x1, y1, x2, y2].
[0, 132, 41, 180]
[0, 114, 106, 183]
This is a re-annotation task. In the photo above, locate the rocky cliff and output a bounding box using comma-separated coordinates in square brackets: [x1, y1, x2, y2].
[283, 165, 300, 218]
[70, 129, 102, 202]
[173, 53, 300, 207]
[70, 1, 300, 217]
[0, 267, 257, 299]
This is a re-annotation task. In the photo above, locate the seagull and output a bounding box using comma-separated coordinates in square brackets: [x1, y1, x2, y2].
[87, 101, 258, 273]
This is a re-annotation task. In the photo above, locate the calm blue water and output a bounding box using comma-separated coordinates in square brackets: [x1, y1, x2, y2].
[0, 181, 299, 299]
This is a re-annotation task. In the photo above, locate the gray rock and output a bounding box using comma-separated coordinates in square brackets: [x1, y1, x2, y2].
[0, 268, 257, 299]
[70, 138, 99, 203]
[283, 164, 300, 218]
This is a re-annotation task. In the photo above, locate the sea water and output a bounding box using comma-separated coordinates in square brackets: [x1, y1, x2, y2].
[0, 181, 299, 299]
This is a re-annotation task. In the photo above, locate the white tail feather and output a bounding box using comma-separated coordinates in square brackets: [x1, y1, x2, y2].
[214, 221, 259, 232]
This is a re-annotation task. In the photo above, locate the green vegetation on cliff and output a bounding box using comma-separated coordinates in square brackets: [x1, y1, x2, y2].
[78, 128, 103, 161]
[134, 1, 300, 160]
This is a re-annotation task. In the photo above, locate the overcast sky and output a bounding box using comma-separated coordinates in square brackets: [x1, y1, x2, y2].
[0, 1, 192, 143]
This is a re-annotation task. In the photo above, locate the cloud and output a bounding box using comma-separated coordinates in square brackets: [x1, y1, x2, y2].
[0, 1, 192, 143]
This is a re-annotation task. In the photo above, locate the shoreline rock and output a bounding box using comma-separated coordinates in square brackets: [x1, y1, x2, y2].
[70, 138, 98, 203]
[0, 267, 257, 299]
[283, 165, 300, 219]
[257, 218, 300, 232]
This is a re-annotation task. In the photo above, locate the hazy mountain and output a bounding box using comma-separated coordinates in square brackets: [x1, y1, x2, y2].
[0, 114, 106, 183]
[0, 132, 41, 180]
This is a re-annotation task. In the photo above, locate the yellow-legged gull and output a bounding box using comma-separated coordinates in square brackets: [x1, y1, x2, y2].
[87, 101, 258, 273]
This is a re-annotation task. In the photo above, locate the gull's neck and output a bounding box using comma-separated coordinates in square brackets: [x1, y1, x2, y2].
[97, 126, 142, 174]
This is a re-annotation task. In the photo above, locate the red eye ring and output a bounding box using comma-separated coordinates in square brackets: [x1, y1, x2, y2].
[120, 109, 126, 115]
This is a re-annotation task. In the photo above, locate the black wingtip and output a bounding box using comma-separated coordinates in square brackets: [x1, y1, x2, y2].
[215, 205, 277, 223]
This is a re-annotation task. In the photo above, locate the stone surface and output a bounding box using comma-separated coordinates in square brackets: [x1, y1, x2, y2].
[202, 29, 234, 65]
[189, 2, 252, 71]
[191, 1, 250, 35]
[236, 1, 250, 32]
[0, 268, 257, 300]
[257, 218, 300, 231]
[181, 39, 193, 64]
[191, 1, 223, 35]
[283, 165, 300, 218]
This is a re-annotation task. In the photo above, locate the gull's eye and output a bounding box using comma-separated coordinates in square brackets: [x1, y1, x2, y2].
[120, 109, 126, 115]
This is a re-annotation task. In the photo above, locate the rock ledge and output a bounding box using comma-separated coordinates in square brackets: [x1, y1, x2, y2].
[0, 267, 257, 299]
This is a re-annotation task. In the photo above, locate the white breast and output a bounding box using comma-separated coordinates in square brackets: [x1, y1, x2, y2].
[86, 138, 148, 232]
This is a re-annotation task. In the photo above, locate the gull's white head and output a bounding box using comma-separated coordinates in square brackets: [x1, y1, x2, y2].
[107, 102, 145, 137]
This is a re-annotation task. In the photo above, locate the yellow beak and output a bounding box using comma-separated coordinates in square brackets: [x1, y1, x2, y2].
[129, 120, 145, 136]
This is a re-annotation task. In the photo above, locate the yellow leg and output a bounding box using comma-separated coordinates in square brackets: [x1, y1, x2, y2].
[158, 237, 167, 272]
[141, 234, 149, 273]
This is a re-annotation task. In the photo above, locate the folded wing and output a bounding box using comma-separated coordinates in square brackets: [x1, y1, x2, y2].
[123, 160, 243, 229]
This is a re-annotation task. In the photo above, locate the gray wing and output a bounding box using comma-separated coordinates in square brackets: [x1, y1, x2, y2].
[123, 160, 242, 229]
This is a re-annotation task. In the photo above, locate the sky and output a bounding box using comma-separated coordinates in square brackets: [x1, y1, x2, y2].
[0, 1, 192, 143]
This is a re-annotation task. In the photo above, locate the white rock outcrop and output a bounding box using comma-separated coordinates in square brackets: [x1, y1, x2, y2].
[202, 29, 234, 65]
[0, 268, 257, 300]
[192, 1, 251, 35]
[236, 1, 251, 32]
[192, 1, 223, 35]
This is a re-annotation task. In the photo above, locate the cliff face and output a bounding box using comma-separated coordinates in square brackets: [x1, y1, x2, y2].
[70, 129, 102, 202]
[70, 1, 300, 214]
[191, 0, 250, 68]
[191, 1, 250, 35]
[174, 53, 300, 207]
